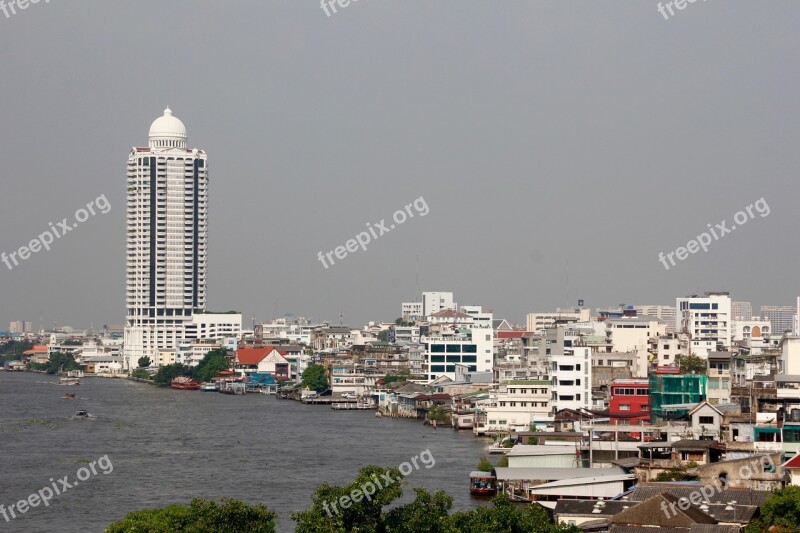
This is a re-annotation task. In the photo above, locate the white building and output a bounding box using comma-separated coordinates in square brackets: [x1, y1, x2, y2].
[475, 380, 552, 434]
[605, 317, 666, 353]
[634, 305, 677, 334]
[423, 311, 493, 381]
[401, 302, 423, 323]
[422, 291, 456, 318]
[676, 292, 732, 357]
[652, 335, 689, 366]
[550, 346, 592, 413]
[526, 309, 590, 333]
[732, 317, 771, 342]
[123, 107, 210, 369]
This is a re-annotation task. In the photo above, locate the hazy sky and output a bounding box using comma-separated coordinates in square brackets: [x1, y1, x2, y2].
[1, 1, 798, 331]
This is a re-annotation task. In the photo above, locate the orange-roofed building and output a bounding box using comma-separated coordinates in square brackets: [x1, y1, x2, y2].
[234, 346, 290, 381]
[23, 345, 49, 364]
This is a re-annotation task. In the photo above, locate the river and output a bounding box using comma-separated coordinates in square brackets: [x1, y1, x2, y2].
[0, 372, 491, 532]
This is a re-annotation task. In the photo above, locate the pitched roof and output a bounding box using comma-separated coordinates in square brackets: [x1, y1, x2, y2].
[626, 483, 771, 507]
[23, 345, 48, 355]
[236, 347, 272, 365]
[429, 309, 471, 319]
[688, 401, 724, 417]
[612, 493, 716, 527]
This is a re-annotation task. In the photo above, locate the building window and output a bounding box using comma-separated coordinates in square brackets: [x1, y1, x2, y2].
[699, 416, 714, 425]
[619, 404, 630, 411]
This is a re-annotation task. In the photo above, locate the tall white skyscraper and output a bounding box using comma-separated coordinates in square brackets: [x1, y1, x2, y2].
[123, 108, 209, 368]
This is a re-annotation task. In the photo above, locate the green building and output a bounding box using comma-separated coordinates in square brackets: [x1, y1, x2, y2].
[649, 373, 707, 422]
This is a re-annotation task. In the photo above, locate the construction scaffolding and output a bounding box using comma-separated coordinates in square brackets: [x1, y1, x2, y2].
[649, 373, 707, 422]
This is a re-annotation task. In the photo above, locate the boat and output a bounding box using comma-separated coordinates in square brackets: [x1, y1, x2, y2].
[200, 382, 218, 392]
[469, 471, 496, 496]
[171, 377, 201, 390]
[59, 377, 80, 386]
[63, 392, 76, 399]
[73, 410, 91, 419]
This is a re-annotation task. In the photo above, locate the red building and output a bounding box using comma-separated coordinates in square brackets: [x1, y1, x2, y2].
[609, 378, 650, 426]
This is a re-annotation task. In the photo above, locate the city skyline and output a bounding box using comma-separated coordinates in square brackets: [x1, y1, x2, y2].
[0, 2, 798, 332]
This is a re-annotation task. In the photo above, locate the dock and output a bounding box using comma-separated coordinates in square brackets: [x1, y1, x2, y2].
[331, 402, 375, 410]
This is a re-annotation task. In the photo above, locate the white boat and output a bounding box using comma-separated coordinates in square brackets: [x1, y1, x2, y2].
[200, 382, 218, 392]
[59, 377, 80, 386]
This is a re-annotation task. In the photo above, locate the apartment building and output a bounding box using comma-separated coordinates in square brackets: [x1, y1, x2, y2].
[676, 292, 732, 357]
[608, 378, 650, 426]
[474, 380, 552, 434]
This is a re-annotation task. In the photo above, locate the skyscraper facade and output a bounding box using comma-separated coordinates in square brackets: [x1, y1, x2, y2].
[761, 305, 796, 336]
[123, 108, 209, 368]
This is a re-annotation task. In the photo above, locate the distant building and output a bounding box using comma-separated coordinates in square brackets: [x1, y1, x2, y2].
[422, 291, 456, 318]
[732, 300, 753, 320]
[9, 321, 32, 334]
[676, 292, 732, 357]
[761, 304, 796, 336]
[526, 309, 590, 333]
[634, 305, 677, 334]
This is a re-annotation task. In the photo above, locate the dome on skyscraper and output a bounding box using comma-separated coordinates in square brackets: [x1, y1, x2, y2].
[148, 107, 187, 148]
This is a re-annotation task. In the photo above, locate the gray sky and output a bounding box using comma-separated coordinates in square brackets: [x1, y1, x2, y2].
[0, 1, 798, 331]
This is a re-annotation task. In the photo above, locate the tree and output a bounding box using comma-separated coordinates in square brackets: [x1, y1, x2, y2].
[291, 465, 404, 533]
[677, 354, 706, 375]
[378, 331, 390, 342]
[137, 356, 151, 368]
[192, 349, 230, 382]
[301, 364, 328, 392]
[153, 363, 192, 386]
[29, 352, 81, 374]
[448, 494, 579, 533]
[384, 372, 410, 386]
[496, 454, 508, 468]
[653, 469, 698, 482]
[382, 488, 454, 533]
[476, 456, 493, 472]
[428, 405, 450, 424]
[745, 485, 800, 532]
[0, 340, 33, 363]
[105, 498, 276, 532]
[131, 368, 151, 380]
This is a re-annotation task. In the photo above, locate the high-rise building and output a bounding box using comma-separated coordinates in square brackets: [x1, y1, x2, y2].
[123, 108, 209, 369]
[8, 321, 32, 334]
[422, 291, 456, 318]
[732, 301, 753, 320]
[676, 292, 732, 357]
[761, 305, 796, 336]
[634, 305, 677, 334]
